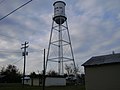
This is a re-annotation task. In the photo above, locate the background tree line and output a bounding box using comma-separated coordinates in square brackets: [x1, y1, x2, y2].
[0, 64, 22, 83]
[0, 63, 85, 84]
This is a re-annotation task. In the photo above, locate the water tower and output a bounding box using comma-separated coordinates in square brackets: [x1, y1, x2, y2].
[46, 1, 76, 75]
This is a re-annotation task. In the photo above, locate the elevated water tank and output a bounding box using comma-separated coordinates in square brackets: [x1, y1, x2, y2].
[53, 1, 67, 24]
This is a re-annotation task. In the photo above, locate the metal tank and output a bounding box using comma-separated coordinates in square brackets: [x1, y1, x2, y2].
[46, 1, 76, 75]
[53, 1, 67, 24]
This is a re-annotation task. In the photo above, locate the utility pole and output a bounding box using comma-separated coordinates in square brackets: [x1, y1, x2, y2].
[43, 49, 45, 90]
[21, 41, 29, 86]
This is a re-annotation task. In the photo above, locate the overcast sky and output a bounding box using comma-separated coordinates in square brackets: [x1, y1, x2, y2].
[0, 0, 120, 74]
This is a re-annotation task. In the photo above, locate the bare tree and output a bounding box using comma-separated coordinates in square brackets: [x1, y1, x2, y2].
[65, 64, 71, 75]
[47, 70, 58, 76]
[65, 63, 80, 75]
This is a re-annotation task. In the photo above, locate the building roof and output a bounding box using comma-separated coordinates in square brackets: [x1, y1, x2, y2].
[82, 53, 120, 67]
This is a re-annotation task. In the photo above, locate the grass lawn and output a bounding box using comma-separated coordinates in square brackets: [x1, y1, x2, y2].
[0, 83, 85, 90]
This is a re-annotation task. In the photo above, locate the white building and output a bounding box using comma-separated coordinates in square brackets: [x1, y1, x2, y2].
[45, 77, 66, 86]
[22, 76, 66, 86]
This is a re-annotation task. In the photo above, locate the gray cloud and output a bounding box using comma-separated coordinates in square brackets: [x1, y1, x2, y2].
[0, 0, 120, 74]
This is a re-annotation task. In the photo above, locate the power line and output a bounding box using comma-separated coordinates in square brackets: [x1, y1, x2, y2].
[0, 50, 21, 53]
[0, 48, 45, 54]
[0, 0, 33, 21]
[12, 57, 23, 65]
[28, 50, 43, 53]
[0, 57, 23, 68]
[0, 50, 42, 53]
[0, 51, 21, 53]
